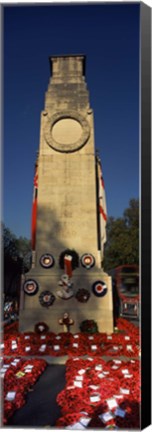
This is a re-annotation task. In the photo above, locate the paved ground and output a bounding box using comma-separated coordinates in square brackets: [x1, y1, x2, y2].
[8, 364, 66, 427]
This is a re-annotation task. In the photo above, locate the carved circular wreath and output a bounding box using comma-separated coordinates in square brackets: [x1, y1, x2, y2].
[23, 279, 39, 296]
[92, 280, 108, 297]
[34, 322, 49, 334]
[59, 249, 79, 270]
[44, 110, 90, 153]
[75, 288, 90, 303]
[39, 291, 55, 307]
[40, 253, 54, 268]
[81, 253, 95, 269]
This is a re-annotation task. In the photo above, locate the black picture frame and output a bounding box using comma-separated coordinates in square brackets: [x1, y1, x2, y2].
[1, 2, 151, 430]
[140, 2, 151, 430]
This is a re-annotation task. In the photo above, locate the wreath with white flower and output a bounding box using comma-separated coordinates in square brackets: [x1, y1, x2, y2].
[34, 322, 49, 334]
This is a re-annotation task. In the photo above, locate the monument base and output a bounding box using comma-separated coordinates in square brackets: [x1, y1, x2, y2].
[19, 307, 113, 334]
[19, 271, 114, 334]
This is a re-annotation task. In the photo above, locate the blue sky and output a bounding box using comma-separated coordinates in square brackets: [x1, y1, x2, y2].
[3, 3, 139, 239]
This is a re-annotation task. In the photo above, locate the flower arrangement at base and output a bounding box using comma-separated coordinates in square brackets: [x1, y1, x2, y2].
[3, 317, 140, 357]
[56, 357, 140, 429]
[2, 358, 47, 424]
[56, 412, 90, 427]
[4, 321, 19, 333]
[34, 322, 49, 334]
[80, 319, 98, 334]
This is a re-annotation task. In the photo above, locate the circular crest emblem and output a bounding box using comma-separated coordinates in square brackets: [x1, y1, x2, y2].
[39, 291, 55, 307]
[81, 253, 95, 269]
[92, 280, 108, 297]
[23, 279, 39, 296]
[40, 254, 54, 268]
[44, 110, 90, 153]
[75, 288, 90, 303]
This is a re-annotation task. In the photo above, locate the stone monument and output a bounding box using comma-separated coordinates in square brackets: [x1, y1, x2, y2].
[19, 55, 113, 333]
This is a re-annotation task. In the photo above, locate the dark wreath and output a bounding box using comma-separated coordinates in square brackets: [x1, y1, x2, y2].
[39, 291, 55, 307]
[80, 319, 99, 334]
[75, 288, 90, 303]
[59, 249, 79, 270]
[34, 322, 49, 334]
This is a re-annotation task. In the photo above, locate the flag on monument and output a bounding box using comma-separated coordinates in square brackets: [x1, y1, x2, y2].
[97, 157, 107, 247]
[31, 160, 38, 250]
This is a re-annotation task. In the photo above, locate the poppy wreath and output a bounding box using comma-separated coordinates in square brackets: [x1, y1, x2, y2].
[4, 321, 19, 333]
[3, 317, 140, 357]
[39, 291, 55, 307]
[34, 322, 49, 334]
[56, 412, 89, 427]
[3, 358, 47, 424]
[59, 249, 79, 270]
[92, 280, 108, 297]
[80, 319, 98, 334]
[117, 318, 139, 338]
[3, 336, 139, 357]
[56, 357, 140, 429]
[80, 253, 95, 269]
[75, 288, 90, 303]
[23, 279, 39, 296]
[39, 253, 54, 268]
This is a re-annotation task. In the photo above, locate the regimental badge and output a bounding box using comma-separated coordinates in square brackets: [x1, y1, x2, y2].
[81, 253, 95, 269]
[39, 291, 55, 307]
[92, 280, 108, 297]
[23, 280, 39, 296]
[40, 254, 54, 268]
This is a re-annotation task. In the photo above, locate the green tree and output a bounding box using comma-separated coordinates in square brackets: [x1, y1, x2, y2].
[103, 199, 139, 271]
[2, 224, 32, 298]
[3, 224, 18, 258]
[15, 236, 32, 271]
[2, 224, 32, 273]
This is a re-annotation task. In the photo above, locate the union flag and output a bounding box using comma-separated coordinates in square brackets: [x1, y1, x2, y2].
[64, 255, 73, 278]
[31, 159, 38, 250]
[96, 156, 107, 253]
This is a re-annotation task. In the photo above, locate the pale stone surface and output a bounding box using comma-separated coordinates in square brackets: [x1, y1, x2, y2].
[19, 55, 113, 334]
[52, 118, 82, 143]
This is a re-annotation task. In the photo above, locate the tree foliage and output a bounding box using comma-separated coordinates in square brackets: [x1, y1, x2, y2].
[2, 223, 31, 272]
[103, 199, 139, 271]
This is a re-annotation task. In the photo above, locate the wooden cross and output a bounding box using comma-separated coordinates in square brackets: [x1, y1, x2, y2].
[59, 312, 74, 332]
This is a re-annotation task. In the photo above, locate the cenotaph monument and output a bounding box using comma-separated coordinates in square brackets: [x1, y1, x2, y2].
[19, 55, 113, 333]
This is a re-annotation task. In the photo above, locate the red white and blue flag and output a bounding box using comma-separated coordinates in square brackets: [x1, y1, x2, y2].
[97, 156, 107, 253]
[64, 255, 73, 278]
[31, 159, 38, 250]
